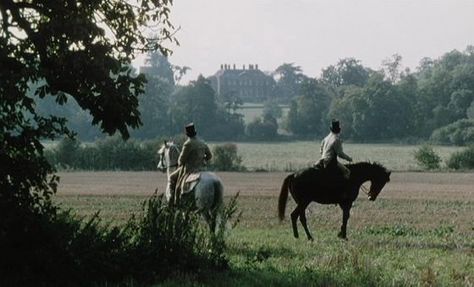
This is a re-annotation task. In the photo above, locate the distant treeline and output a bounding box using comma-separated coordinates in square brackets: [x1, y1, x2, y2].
[46, 137, 474, 171]
[35, 47, 474, 144]
[45, 137, 245, 171]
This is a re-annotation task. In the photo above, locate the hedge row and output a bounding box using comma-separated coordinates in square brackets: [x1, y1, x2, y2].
[45, 137, 245, 171]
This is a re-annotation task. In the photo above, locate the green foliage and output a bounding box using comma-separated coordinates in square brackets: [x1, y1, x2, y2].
[245, 115, 278, 141]
[337, 73, 414, 141]
[211, 144, 245, 171]
[366, 224, 419, 237]
[131, 195, 230, 277]
[56, 137, 81, 168]
[415, 48, 474, 136]
[430, 119, 474, 145]
[47, 136, 160, 170]
[273, 63, 308, 102]
[171, 76, 245, 140]
[284, 79, 331, 136]
[321, 58, 370, 87]
[446, 145, 474, 170]
[262, 99, 283, 119]
[414, 145, 442, 170]
[0, 192, 238, 286]
[327, 86, 359, 138]
[171, 76, 218, 134]
[0, 204, 131, 286]
[132, 74, 175, 139]
[0, 0, 222, 285]
[211, 111, 246, 141]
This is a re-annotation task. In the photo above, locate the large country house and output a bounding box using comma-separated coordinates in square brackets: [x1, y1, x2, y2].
[208, 64, 275, 103]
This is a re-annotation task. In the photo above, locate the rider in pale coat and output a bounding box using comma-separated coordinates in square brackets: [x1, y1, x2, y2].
[169, 123, 212, 197]
[316, 120, 352, 179]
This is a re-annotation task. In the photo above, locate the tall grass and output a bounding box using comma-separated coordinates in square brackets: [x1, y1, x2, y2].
[1, 193, 239, 286]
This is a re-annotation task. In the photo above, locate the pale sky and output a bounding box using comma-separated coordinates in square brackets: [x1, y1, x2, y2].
[134, 0, 474, 83]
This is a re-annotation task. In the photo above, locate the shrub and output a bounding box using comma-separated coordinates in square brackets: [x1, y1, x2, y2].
[245, 115, 278, 141]
[446, 145, 474, 170]
[0, 204, 133, 287]
[1, 193, 239, 286]
[211, 143, 245, 171]
[129, 195, 230, 279]
[414, 145, 441, 170]
[430, 119, 474, 145]
[47, 136, 160, 170]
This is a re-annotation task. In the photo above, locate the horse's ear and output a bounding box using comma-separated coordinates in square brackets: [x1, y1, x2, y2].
[164, 140, 168, 146]
[387, 171, 392, 177]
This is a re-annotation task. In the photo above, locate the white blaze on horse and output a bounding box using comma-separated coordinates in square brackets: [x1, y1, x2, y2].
[157, 141, 224, 232]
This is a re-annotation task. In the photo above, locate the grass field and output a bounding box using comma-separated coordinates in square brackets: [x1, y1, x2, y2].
[55, 171, 474, 286]
[210, 142, 463, 172]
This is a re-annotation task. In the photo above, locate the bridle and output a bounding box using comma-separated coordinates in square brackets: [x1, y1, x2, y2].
[360, 184, 370, 196]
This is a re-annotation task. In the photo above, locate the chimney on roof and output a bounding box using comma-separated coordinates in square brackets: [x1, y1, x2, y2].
[242, 64, 245, 70]
[233, 64, 236, 70]
[249, 64, 253, 70]
[220, 64, 223, 70]
[256, 64, 259, 70]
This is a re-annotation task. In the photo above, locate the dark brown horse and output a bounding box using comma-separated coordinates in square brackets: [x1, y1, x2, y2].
[278, 162, 391, 240]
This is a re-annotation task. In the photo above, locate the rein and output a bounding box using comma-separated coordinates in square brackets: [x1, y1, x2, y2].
[360, 184, 370, 196]
[166, 144, 180, 169]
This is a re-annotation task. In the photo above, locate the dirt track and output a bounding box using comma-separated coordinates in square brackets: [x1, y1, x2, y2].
[57, 171, 474, 201]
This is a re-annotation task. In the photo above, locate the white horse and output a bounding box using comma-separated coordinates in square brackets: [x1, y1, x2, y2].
[157, 141, 224, 232]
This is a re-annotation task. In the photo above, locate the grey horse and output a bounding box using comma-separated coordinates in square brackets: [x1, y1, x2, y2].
[157, 141, 223, 232]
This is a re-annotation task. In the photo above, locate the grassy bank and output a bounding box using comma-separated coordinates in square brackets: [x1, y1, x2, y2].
[55, 171, 473, 286]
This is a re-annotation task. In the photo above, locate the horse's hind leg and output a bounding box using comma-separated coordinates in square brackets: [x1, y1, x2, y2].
[299, 203, 313, 241]
[290, 206, 300, 238]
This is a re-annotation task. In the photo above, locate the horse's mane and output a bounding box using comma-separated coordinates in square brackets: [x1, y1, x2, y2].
[346, 161, 389, 173]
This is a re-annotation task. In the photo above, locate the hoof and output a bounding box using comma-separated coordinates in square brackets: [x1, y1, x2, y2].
[337, 232, 347, 240]
[307, 237, 314, 242]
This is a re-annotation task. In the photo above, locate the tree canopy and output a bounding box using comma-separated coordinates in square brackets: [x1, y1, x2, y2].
[1, 0, 176, 199]
[0, 1, 176, 282]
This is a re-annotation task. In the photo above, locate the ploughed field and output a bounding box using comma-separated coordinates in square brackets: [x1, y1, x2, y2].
[55, 171, 473, 286]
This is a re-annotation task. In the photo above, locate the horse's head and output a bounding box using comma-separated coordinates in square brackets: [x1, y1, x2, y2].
[157, 142, 167, 172]
[366, 163, 391, 201]
[349, 162, 391, 201]
[157, 141, 180, 173]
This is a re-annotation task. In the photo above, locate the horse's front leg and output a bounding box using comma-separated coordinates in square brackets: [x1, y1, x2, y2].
[338, 202, 352, 240]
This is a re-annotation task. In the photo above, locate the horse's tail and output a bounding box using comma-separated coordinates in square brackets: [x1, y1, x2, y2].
[213, 178, 224, 208]
[278, 173, 294, 221]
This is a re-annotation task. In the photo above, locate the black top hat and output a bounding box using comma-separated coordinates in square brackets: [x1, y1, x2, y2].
[330, 120, 341, 134]
[185, 123, 197, 137]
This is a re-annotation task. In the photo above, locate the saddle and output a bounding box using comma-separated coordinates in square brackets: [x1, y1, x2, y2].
[307, 161, 347, 186]
[180, 172, 200, 194]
